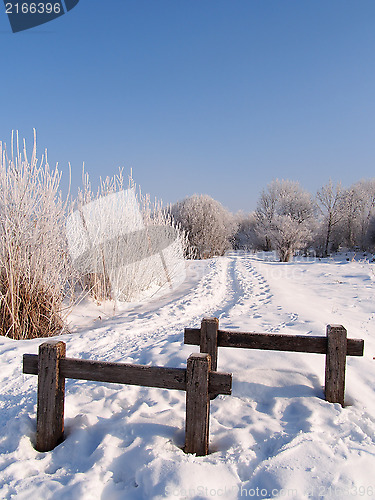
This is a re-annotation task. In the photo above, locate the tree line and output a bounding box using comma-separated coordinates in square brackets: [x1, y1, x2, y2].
[171, 179, 375, 262]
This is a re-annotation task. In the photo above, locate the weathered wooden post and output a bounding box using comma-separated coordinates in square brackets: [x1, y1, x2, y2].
[200, 317, 219, 399]
[325, 325, 347, 406]
[36, 341, 66, 452]
[200, 318, 219, 371]
[185, 353, 211, 456]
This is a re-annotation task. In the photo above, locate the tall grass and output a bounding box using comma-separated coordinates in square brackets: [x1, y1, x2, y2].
[0, 131, 68, 339]
[67, 169, 187, 303]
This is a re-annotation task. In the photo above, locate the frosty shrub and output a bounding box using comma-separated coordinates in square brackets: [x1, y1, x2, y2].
[67, 171, 187, 302]
[0, 132, 68, 339]
[170, 194, 237, 259]
[256, 180, 315, 262]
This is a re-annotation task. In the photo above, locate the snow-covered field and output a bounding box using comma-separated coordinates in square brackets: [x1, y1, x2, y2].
[1, 252, 375, 499]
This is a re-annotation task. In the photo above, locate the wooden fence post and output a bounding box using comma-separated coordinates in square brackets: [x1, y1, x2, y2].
[200, 318, 219, 399]
[36, 341, 66, 452]
[200, 317, 219, 371]
[185, 353, 211, 456]
[325, 325, 347, 406]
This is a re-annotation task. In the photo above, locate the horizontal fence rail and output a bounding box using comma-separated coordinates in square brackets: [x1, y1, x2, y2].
[185, 328, 364, 356]
[23, 355, 231, 395]
[23, 341, 232, 456]
[185, 318, 364, 407]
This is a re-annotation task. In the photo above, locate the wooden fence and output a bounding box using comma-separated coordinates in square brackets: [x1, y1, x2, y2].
[185, 318, 364, 406]
[23, 341, 232, 456]
[22, 320, 364, 457]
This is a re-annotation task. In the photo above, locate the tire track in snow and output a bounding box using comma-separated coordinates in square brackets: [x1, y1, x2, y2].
[65, 253, 302, 367]
[242, 256, 301, 333]
[209, 253, 299, 334]
[210, 253, 273, 328]
[72, 253, 277, 364]
[117, 253, 280, 363]
[69, 257, 233, 363]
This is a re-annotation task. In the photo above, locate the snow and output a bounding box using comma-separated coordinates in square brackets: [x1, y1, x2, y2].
[1, 252, 375, 499]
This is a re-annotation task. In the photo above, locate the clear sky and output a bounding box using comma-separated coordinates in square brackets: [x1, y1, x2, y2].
[1, 0, 374, 212]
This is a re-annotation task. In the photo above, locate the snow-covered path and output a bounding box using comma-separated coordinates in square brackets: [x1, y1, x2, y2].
[1, 252, 375, 499]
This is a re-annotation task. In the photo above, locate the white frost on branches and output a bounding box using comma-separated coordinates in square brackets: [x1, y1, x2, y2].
[170, 194, 237, 259]
[256, 180, 315, 262]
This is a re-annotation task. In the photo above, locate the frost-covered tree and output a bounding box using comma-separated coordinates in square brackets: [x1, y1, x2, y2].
[254, 182, 279, 251]
[315, 180, 344, 256]
[327, 180, 375, 251]
[352, 180, 375, 250]
[365, 214, 375, 252]
[313, 179, 375, 253]
[268, 214, 313, 262]
[170, 194, 237, 259]
[338, 185, 363, 249]
[255, 180, 315, 262]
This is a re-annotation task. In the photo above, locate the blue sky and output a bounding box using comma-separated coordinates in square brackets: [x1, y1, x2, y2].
[1, 0, 374, 212]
